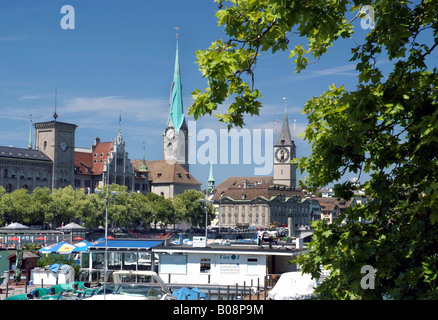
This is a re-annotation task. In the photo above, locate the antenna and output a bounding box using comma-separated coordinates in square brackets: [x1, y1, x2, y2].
[28, 114, 32, 149]
[53, 86, 58, 121]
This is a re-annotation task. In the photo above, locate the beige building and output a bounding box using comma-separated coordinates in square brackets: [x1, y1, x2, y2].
[0, 146, 52, 193]
[213, 177, 320, 229]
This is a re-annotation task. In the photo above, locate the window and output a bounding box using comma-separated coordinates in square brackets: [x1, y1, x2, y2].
[247, 258, 258, 274]
[43, 141, 47, 150]
[3, 169, 7, 178]
[159, 253, 187, 274]
[200, 258, 211, 273]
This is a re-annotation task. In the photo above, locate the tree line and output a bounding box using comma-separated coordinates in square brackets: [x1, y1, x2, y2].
[0, 185, 214, 231]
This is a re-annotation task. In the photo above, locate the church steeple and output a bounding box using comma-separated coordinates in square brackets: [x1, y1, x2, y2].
[168, 36, 185, 133]
[275, 108, 294, 147]
[163, 31, 189, 171]
[273, 107, 297, 188]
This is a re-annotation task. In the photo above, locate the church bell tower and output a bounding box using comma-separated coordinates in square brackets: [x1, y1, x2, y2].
[163, 33, 189, 171]
[273, 109, 296, 188]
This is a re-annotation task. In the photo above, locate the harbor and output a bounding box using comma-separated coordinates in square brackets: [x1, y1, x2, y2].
[0, 228, 318, 300]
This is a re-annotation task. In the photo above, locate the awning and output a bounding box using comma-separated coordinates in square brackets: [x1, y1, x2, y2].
[89, 239, 164, 251]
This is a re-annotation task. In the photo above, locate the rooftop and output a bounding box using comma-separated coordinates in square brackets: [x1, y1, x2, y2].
[0, 146, 51, 162]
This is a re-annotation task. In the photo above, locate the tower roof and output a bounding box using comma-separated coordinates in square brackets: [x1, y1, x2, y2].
[208, 163, 215, 182]
[275, 109, 294, 146]
[168, 39, 185, 132]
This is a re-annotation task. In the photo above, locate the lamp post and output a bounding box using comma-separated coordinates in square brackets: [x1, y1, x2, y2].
[95, 161, 119, 300]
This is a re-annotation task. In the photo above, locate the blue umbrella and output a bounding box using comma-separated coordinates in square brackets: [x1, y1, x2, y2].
[72, 240, 93, 252]
[172, 287, 208, 300]
[38, 241, 77, 254]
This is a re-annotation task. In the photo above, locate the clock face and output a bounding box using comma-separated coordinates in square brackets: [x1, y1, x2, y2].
[60, 141, 68, 152]
[165, 127, 175, 140]
[275, 147, 290, 163]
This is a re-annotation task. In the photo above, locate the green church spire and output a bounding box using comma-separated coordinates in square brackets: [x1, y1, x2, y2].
[169, 37, 185, 132]
[207, 162, 215, 193]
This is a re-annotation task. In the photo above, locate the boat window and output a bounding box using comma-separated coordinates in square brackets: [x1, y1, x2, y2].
[200, 258, 211, 273]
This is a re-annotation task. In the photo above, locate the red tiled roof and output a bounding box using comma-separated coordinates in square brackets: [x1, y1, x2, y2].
[74, 152, 93, 175]
[212, 176, 302, 201]
[132, 160, 201, 185]
[74, 141, 113, 176]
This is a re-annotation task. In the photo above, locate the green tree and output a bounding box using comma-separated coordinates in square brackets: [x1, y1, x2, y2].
[0, 188, 33, 224]
[191, 0, 438, 299]
[30, 187, 53, 227]
[128, 192, 155, 228]
[173, 189, 214, 228]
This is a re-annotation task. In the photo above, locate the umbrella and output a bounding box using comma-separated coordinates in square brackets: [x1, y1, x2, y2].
[73, 236, 84, 241]
[57, 243, 77, 254]
[172, 287, 208, 300]
[38, 242, 77, 255]
[72, 240, 93, 252]
[36, 236, 47, 241]
[9, 237, 19, 241]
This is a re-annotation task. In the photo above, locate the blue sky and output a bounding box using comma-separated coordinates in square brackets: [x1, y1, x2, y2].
[0, 1, 419, 189]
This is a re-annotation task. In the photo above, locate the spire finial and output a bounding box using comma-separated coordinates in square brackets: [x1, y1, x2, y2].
[53, 86, 58, 121]
[116, 110, 123, 144]
[283, 97, 287, 113]
[28, 114, 32, 149]
[175, 26, 179, 40]
[139, 141, 148, 172]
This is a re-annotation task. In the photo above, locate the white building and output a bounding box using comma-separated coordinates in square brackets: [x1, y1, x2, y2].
[154, 245, 306, 286]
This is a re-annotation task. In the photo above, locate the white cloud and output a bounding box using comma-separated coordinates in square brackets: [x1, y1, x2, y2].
[61, 95, 170, 128]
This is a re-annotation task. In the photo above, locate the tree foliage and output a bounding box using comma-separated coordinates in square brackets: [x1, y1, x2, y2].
[0, 185, 210, 233]
[173, 189, 215, 228]
[191, 0, 438, 299]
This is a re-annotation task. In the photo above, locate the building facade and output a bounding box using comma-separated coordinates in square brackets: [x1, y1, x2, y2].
[0, 146, 52, 193]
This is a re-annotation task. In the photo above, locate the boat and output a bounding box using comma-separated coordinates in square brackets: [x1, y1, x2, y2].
[83, 270, 176, 300]
[267, 271, 317, 300]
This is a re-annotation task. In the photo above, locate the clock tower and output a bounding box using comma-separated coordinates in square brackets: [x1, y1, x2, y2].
[273, 109, 296, 188]
[34, 119, 77, 191]
[163, 36, 189, 171]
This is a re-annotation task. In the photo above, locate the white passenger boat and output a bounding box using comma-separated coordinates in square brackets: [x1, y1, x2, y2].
[84, 270, 176, 300]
